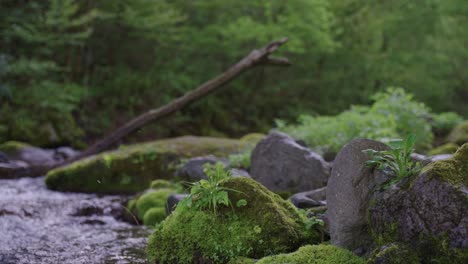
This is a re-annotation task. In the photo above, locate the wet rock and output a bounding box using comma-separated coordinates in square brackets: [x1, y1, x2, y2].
[290, 187, 327, 209]
[230, 168, 251, 178]
[165, 194, 188, 215]
[80, 219, 106, 225]
[326, 138, 391, 254]
[72, 201, 104, 217]
[175, 155, 228, 182]
[0, 151, 8, 163]
[0, 161, 30, 179]
[250, 132, 330, 193]
[369, 144, 468, 251]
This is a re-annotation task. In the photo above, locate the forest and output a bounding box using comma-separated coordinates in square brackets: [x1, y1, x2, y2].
[0, 1, 467, 264]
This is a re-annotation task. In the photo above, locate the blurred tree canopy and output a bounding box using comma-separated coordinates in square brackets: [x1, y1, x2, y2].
[0, 0, 466, 147]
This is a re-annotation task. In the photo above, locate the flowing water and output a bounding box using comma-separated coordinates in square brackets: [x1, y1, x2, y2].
[0, 176, 151, 264]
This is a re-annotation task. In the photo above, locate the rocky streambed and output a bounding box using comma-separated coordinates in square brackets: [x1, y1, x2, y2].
[0, 176, 151, 264]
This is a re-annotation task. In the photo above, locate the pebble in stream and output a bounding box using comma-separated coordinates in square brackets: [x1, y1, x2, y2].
[0, 176, 151, 264]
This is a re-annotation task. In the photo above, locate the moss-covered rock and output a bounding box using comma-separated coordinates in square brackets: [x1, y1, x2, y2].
[46, 136, 250, 193]
[0, 141, 32, 154]
[427, 142, 459, 156]
[135, 189, 174, 220]
[447, 120, 468, 145]
[147, 177, 321, 264]
[149, 179, 173, 189]
[255, 244, 365, 264]
[368, 243, 420, 264]
[368, 143, 468, 261]
[143, 207, 167, 226]
[423, 143, 468, 186]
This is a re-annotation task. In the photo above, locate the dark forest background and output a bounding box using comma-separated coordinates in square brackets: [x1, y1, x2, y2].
[0, 0, 466, 148]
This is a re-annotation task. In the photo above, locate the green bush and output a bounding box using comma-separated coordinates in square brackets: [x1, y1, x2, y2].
[279, 88, 434, 154]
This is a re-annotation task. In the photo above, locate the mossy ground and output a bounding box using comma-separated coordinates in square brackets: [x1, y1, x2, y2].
[254, 244, 365, 264]
[45, 136, 251, 193]
[147, 177, 321, 264]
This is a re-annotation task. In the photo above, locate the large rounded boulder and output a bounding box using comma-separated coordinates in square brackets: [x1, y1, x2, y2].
[326, 138, 390, 254]
[368, 143, 468, 261]
[250, 132, 330, 193]
[147, 177, 321, 263]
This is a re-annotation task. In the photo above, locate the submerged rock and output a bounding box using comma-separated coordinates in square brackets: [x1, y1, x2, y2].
[147, 177, 321, 263]
[326, 138, 390, 254]
[369, 144, 468, 257]
[46, 136, 251, 194]
[250, 132, 330, 193]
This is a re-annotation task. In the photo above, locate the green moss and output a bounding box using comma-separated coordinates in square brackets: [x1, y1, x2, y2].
[136, 189, 174, 220]
[447, 120, 468, 145]
[255, 244, 365, 264]
[422, 143, 468, 187]
[239, 133, 265, 147]
[228, 257, 256, 264]
[428, 143, 459, 156]
[368, 243, 420, 264]
[371, 222, 400, 248]
[0, 141, 32, 154]
[143, 207, 167, 226]
[150, 179, 173, 189]
[146, 177, 321, 264]
[45, 136, 249, 193]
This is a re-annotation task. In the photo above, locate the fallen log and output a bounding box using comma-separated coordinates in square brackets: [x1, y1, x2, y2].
[2, 38, 290, 178]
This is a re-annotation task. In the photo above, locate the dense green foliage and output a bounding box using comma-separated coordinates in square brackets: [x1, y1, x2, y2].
[0, 0, 466, 147]
[279, 88, 438, 153]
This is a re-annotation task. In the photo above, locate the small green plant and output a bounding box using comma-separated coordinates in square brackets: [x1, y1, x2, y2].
[181, 162, 236, 214]
[364, 134, 421, 189]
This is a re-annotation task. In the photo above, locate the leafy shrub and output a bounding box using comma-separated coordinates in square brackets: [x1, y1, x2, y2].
[278, 88, 433, 154]
[364, 135, 421, 190]
[228, 150, 252, 169]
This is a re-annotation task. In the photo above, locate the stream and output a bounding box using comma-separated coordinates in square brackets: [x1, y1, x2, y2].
[0, 176, 151, 264]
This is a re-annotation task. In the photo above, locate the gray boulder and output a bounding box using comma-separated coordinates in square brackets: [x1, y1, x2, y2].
[175, 156, 228, 182]
[290, 187, 327, 209]
[369, 144, 468, 250]
[250, 132, 330, 193]
[326, 138, 391, 254]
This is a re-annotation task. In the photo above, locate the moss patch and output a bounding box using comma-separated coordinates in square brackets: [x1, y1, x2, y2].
[147, 177, 321, 264]
[368, 243, 420, 264]
[0, 141, 32, 155]
[255, 244, 365, 264]
[150, 179, 173, 189]
[428, 143, 459, 156]
[422, 143, 468, 187]
[143, 207, 167, 226]
[45, 136, 250, 193]
[135, 189, 174, 220]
